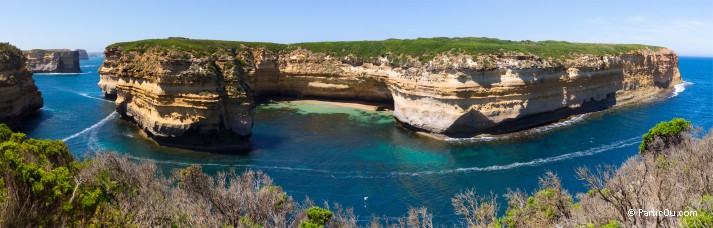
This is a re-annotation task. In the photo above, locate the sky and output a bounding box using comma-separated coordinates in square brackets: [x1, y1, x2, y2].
[1, 0, 712, 56]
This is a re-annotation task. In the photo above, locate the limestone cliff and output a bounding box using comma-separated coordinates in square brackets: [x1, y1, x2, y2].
[99, 38, 681, 151]
[0, 43, 43, 124]
[99, 45, 255, 151]
[23, 49, 82, 73]
[76, 49, 89, 60]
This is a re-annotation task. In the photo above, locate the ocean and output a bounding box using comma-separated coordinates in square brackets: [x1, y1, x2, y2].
[18, 56, 713, 225]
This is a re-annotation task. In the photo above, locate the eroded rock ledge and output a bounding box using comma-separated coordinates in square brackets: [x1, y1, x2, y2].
[0, 43, 43, 124]
[98, 38, 680, 151]
[23, 49, 82, 73]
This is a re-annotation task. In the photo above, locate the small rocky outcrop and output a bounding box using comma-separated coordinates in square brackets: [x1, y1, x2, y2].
[98, 38, 681, 151]
[0, 43, 43, 124]
[23, 49, 82, 73]
[76, 49, 89, 60]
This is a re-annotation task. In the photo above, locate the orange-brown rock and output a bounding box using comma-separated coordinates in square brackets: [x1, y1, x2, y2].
[0, 43, 43, 124]
[98, 38, 681, 151]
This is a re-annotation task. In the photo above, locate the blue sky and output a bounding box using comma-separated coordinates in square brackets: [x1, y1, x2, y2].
[2, 0, 712, 56]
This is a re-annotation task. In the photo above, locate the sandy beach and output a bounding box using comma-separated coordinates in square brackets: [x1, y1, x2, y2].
[286, 99, 392, 112]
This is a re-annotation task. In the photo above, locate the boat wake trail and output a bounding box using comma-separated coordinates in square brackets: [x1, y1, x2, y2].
[378, 137, 640, 178]
[53, 87, 113, 103]
[63, 111, 118, 142]
[117, 136, 640, 179]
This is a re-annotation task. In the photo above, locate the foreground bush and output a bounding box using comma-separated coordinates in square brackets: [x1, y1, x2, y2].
[449, 118, 712, 227]
[639, 118, 691, 153]
[0, 124, 356, 227]
[2, 118, 712, 227]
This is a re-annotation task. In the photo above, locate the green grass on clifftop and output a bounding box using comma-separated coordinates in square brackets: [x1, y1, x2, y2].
[108, 37, 287, 56]
[290, 37, 661, 62]
[108, 37, 662, 61]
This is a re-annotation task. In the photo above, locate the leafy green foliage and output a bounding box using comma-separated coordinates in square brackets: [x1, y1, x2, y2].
[288, 37, 659, 63]
[681, 211, 713, 228]
[0, 124, 78, 225]
[108, 37, 287, 56]
[300, 206, 332, 227]
[639, 118, 691, 153]
[503, 188, 572, 226]
[600, 220, 621, 228]
[681, 195, 713, 228]
[0, 124, 12, 141]
[239, 215, 263, 228]
[0, 43, 25, 64]
[108, 37, 660, 62]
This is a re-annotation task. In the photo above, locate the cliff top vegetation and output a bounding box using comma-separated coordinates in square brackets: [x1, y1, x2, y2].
[0, 43, 24, 59]
[108, 37, 662, 62]
[22, 49, 73, 54]
[108, 37, 287, 56]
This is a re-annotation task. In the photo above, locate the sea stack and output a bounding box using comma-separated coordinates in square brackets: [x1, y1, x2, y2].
[98, 37, 680, 151]
[23, 49, 82, 73]
[0, 43, 44, 124]
[76, 49, 89, 60]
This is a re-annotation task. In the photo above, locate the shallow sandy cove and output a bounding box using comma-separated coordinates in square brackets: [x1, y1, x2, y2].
[286, 99, 391, 112]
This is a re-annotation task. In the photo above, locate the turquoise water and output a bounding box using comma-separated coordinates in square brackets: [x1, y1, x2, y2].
[18, 57, 713, 224]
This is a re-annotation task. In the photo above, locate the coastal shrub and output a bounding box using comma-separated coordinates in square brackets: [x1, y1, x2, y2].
[575, 128, 713, 227]
[680, 195, 713, 227]
[1, 121, 712, 227]
[639, 118, 691, 153]
[451, 188, 499, 227]
[0, 124, 78, 226]
[300, 206, 332, 227]
[0, 124, 11, 141]
[501, 172, 573, 227]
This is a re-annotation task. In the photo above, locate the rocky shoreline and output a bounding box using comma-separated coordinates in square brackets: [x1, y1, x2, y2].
[98, 38, 681, 151]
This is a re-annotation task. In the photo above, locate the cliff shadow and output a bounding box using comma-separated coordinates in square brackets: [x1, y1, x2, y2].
[442, 68, 623, 137]
[12, 109, 54, 133]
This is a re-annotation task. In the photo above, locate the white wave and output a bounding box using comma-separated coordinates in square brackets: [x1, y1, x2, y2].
[80, 65, 98, 68]
[123, 132, 136, 138]
[62, 111, 118, 142]
[670, 81, 693, 98]
[77, 92, 114, 103]
[34, 72, 92, 75]
[388, 137, 640, 177]
[444, 113, 590, 143]
[115, 136, 639, 180]
[52, 87, 113, 103]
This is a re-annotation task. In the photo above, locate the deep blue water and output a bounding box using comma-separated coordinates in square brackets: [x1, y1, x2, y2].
[18, 57, 713, 225]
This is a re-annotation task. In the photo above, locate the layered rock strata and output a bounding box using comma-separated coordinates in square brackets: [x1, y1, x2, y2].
[99, 47, 254, 151]
[23, 49, 82, 73]
[99, 38, 681, 151]
[0, 43, 43, 124]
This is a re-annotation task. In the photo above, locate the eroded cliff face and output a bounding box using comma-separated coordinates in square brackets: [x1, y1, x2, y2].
[389, 49, 680, 136]
[76, 49, 89, 60]
[99, 48, 254, 151]
[0, 43, 43, 124]
[99, 40, 680, 151]
[23, 49, 82, 73]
